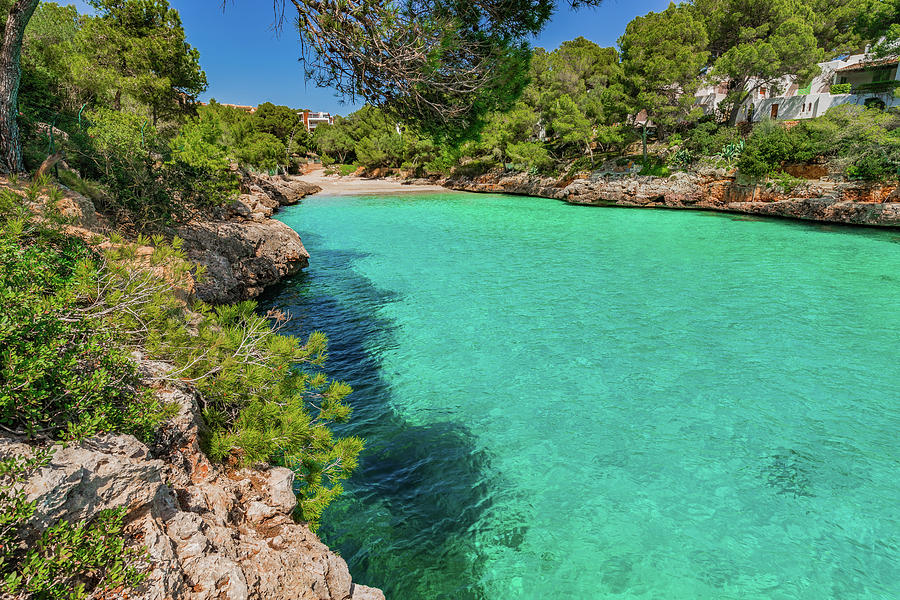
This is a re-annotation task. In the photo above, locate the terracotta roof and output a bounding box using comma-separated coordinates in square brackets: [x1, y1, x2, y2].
[834, 57, 900, 72]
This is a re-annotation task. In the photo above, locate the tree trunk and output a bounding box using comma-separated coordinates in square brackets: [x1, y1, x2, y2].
[0, 0, 40, 174]
[641, 123, 647, 165]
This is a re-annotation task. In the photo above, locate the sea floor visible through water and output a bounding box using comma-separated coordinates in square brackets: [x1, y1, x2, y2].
[259, 191, 900, 600]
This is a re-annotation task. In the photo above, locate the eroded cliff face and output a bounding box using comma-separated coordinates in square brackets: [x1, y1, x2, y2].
[177, 173, 322, 304]
[2, 357, 383, 600]
[445, 171, 900, 227]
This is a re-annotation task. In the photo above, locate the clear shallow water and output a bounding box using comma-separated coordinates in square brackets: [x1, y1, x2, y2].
[260, 193, 900, 600]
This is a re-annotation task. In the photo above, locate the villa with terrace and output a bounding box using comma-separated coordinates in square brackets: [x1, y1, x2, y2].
[695, 52, 900, 123]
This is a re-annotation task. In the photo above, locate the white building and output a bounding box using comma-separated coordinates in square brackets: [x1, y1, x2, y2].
[696, 53, 900, 123]
[302, 111, 335, 131]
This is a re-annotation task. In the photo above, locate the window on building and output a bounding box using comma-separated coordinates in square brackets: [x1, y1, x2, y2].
[759, 88, 767, 97]
[839, 76, 848, 84]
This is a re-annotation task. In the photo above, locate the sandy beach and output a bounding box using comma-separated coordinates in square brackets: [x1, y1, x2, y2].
[296, 168, 449, 196]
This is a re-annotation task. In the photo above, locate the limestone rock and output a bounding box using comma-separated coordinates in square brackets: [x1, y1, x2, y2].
[0, 364, 384, 600]
[179, 172, 320, 303]
[445, 171, 900, 227]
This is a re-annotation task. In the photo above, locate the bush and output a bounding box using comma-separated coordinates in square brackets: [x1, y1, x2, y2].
[639, 158, 671, 177]
[684, 121, 742, 156]
[506, 141, 554, 173]
[737, 120, 796, 177]
[74, 109, 173, 220]
[2, 186, 362, 529]
[0, 190, 170, 440]
[771, 170, 804, 193]
[233, 132, 288, 172]
[167, 118, 239, 206]
[0, 451, 148, 600]
[669, 148, 695, 170]
[830, 83, 852, 95]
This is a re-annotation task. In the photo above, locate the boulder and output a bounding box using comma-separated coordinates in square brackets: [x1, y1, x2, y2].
[178, 219, 310, 303]
[0, 363, 385, 600]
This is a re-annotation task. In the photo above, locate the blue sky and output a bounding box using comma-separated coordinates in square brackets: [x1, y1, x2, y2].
[70, 0, 670, 115]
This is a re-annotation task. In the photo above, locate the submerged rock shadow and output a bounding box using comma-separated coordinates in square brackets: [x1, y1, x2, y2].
[258, 241, 516, 600]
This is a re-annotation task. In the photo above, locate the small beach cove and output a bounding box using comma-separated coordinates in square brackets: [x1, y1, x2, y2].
[261, 188, 900, 599]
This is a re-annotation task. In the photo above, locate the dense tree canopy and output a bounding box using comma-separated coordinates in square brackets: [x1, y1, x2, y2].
[619, 3, 708, 136]
[692, 0, 824, 123]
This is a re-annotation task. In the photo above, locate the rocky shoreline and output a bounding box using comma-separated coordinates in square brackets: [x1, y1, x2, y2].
[3, 356, 383, 600]
[177, 172, 321, 304]
[444, 170, 900, 227]
[6, 177, 385, 600]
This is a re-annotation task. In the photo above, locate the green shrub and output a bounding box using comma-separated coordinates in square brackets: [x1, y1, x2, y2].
[2, 189, 362, 529]
[0, 451, 147, 600]
[75, 108, 174, 220]
[56, 170, 110, 204]
[506, 141, 554, 173]
[830, 83, 852, 95]
[167, 118, 239, 206]
[639, 158, 671, 177]
[669, 148, 695, 170]
[771, 170, 804, 193]
[720, 140, 745, 164]
[0, 198, 170, 440]
[684, 121, 742, 157]
[737, 120, 796, 177]
[233, 132, 287, 172]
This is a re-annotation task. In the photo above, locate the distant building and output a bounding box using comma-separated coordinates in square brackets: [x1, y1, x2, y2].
[695, 52, 900, 123]
[302, 110, 334, 131]
[200, 103, 339, 129]
[211, 103, 257, 114]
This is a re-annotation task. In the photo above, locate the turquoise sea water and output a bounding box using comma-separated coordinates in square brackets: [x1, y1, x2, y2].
[260, 192, 900, 599]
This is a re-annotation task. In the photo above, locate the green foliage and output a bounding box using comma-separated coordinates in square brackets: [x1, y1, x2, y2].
[0, 451, 147, 599]
[231, 132, 287, 172]
[80, 0, 207, 121]
[74, 107, 177, 220]
[771, 170, 804, 193]
[139, 301, 363, 529]
[506, 141, 553, 173]
[168, 117, 238, 205]
[737, 120, 796, 177]
[830, 83, 852, 95]
[738, 106, 900, 180]
[693, 0, 825, 123]
[720, 139, 745, 165]
[860, 0, 900, 57]
[313, 119, 356, 165]
[56, 170, 109, 204]
[0, 194, 171, 439]
[2, 187, 362, 527]
[619, 3, 709, 134]
[669, 148, 695, 170]
[638, 158, 671, 177]
[683, 121, 743, 157]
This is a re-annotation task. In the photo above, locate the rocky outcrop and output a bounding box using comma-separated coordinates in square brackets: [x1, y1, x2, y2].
[1, 358, 383, 600]
[178, 173, 321, 304]
[445, 170, 900, 227]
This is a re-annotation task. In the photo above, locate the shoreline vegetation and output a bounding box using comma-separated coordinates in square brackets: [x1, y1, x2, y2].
[1, 0, 899, 597]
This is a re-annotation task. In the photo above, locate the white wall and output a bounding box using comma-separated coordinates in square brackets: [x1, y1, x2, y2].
[740, 91, 900, 123]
